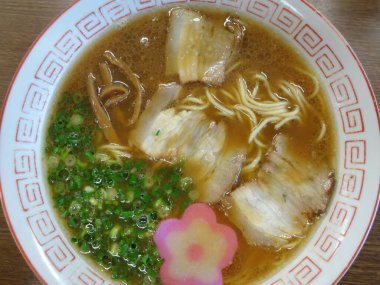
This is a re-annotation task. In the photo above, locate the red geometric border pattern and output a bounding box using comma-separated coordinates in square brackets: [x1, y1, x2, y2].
[54, 30, 83, 63]
[221, 0, 243, 8]
[329, 202, 357, 236]
[330, 75, 358, 106]
[75, 12, 109, 40]
[339, 170, 365, 200]
[315, 45, 344, 78]
[247, 0, 279, 20]
[17, 178, 44, 211]
[288, 257, 322, 285]
[35, 52, 64, 85]
[44, 236, 75, 272]
[14, 149, 37, 178]
[134, 0, 157, 11]
[69, 267, 106, 285]
[99, 0, 131, 23]
[191, 0, 217, 3]
[4, 1, 373, 284]
[271, 280, 286, 285]
[27, 210, 57, 245]
[161, 0, 187, 5]
[16, 117, 40, 144]
[22, 84, 49, 115]
[339, 106, 364, 134]
[313, 227, 342, 262]
[295, 24, 323, 56]
[344, 140, 366, 168]
[270, 6, 302, 34]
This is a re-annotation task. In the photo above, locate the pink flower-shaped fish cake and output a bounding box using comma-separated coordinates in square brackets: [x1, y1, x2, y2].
[154, 203, 238, 285]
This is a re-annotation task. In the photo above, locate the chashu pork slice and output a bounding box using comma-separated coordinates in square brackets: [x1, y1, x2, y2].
[130, 84, 246, 203]
[166, 8, 235, 86]
[195, 147, 246, 202]
[228, 136, 334, 248]
[131, 82, 183, 147]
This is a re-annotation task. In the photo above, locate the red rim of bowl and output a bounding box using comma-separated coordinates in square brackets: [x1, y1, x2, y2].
[0, 1, 379, 284]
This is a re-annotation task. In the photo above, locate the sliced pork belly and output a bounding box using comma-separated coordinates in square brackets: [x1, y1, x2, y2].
[166, 8, 235, 86]
[228, 136, 334, 248]
[132, 83, 182, 143]
[135, 109, 208, 158]
[130, 84, 246, 203]
[196, 148, 246, 202]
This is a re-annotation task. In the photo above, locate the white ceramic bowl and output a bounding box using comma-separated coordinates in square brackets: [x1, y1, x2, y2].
[1, 0, 379, 284]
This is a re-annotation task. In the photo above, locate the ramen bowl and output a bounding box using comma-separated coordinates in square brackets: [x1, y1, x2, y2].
[0, 0, 379, 284]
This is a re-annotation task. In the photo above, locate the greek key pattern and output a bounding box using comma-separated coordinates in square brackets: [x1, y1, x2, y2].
[69, 267, 106, 285]
[247, 0, 278, 20]
[339, 170, 365, 200]
[337, 140, 367, 201]
[134, 0, 157, 11]
[270, 6, 301, 34]
[221, 0, 243, 8]
[100, 0, 131, 23]
[54, 30, 83, 62]
[27, 210, 57, 245]
[75, 12, 109, 39]
[35, 51, 64, 86]
[14, 149, 37, 178]
[288, 257, 322, 285]
[271, 280, 286, 285]
[162, 0, 187, 5]
[295, 24, 323, 56]
[17, 178, 44, 211]
[313, 228, 342, 262]
[16, 117, 41, 143]
[7, 0, 370, 284]
[22, 84, 49, 114]
[45, 236, 75, 272]
[191, 0, 217, 3]
[331, 76, 356, 103]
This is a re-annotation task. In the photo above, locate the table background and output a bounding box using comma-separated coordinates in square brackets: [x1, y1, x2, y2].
[0, 0, 379, 284]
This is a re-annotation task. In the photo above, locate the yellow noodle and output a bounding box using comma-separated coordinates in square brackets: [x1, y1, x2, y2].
[242, 147, 262, 173]
[206, 89, 235, 117]
[316, 121, 327, 142]
[178, 104, 209, 111]
[234, 104, 258, 125]
[225, 60, 242, 75]
[254, 73, 280, 102]
[294, 67, 320, 98]
[275, 115, 301, 130]
[249, 116, 280, 143]
[254, 138, 267, 148]
[220, 89, 236, 101]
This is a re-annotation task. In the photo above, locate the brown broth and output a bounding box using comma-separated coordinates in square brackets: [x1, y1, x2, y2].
[56, 6, 336, 284]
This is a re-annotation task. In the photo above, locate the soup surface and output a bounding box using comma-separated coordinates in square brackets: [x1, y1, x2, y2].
[45, 6, 336, 285]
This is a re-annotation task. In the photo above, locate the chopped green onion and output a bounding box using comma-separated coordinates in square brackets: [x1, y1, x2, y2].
[109, 224, 121, 240]
[47, 155, 60, 169]
[46, 92, 193, 282]
[84, 186, 95, 193]
[69, 114, 84, 126]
